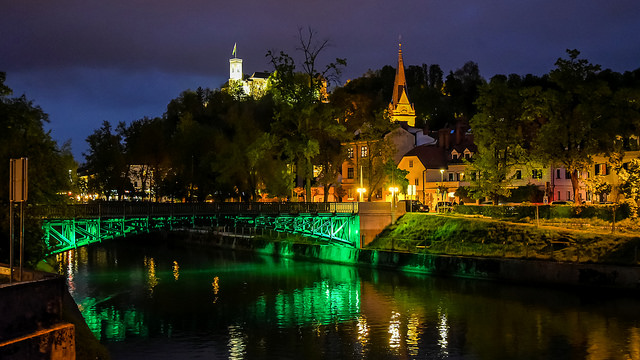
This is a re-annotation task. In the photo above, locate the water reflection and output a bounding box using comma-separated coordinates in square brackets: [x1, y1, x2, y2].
[172, 260, 179, 281]
[143, 256, 158, 297]
[56, 240, 640, 359]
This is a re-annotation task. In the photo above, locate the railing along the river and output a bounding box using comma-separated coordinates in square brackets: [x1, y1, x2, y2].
[36, 202, 359, 219]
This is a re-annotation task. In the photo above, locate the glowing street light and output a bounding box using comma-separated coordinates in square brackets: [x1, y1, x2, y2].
[357, 187, 366, 202]
[357, 166, 366, 202]
[388, 186, 399, 204]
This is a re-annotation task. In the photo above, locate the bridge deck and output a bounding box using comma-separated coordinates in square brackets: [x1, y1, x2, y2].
[37, 202, 359, 219]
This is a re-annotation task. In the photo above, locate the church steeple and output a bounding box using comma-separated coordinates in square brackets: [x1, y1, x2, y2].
[389, 42, 416, 127]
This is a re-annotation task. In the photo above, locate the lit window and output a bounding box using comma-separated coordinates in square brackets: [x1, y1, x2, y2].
[361, 146, 368, 158]
[347, 147, 354, 159]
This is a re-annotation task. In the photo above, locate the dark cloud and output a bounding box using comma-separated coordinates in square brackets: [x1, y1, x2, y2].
[2, 0, 639, 160]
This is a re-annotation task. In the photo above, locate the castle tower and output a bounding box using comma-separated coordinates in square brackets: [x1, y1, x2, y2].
[229, 43, 243, 82]
[389, 43, 416, 127]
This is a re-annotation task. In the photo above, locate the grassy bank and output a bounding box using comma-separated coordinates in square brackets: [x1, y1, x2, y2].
[367, 213, 640, 266]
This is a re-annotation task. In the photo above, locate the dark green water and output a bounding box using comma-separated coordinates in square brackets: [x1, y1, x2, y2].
[58, 237, 640, 359]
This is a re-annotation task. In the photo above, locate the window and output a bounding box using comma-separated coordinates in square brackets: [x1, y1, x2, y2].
[361, 146, 368, 158]
[347, 147, 354, 159]
[448, 173, 454, 181]
[347, 167, 354, 179]
[565, 170, 571, 179]
[557, 191, 561, 200]
[567, 191, 571, 200]
[409, 160, 413, 168]
[414, 178, 419, 186]
[465, 152, 471, 159]
[556, 169, 561, 179]
[515, 170, 522, 180]
[531, 169, 543, 180]
[605, 164, 610, 175]
[595, 164, 601, 175]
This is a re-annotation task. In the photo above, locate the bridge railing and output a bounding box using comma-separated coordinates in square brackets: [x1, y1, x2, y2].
[36, 202, 359, 219]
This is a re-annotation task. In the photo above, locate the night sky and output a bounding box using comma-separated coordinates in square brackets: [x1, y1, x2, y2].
[2, 0, 639, 161]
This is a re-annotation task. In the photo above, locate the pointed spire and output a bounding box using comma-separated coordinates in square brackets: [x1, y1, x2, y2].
[391, 42, 410, 107]
[388, 42, 416, 127]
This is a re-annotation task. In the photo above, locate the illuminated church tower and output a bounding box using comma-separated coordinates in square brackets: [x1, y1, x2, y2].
[229, 43, 243, 82]
[388, 43, 416, 127]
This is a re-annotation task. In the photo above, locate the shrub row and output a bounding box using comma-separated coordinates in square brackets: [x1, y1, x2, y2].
[455, 203, 631, 221]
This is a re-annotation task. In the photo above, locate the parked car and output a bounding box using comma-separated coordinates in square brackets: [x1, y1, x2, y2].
[435, 201, 454, 213]
[405, 200, 429, 212]
[551, 200, 574, 205]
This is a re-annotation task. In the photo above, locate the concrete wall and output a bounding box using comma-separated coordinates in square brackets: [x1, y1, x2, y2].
[0, 270, 76, 360]
[358, 202, 405, 247]
[187, 231, 640, 290]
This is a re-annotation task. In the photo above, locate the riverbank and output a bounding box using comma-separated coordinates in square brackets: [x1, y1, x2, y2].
[370, 213, 640, 265]
[174, 217, 640, 290]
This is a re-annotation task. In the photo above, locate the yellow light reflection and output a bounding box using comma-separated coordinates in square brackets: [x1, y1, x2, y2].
[212, 276, 220, 303]
[388, 311, 401, 349]
[438, 307, 449, 354]
[629, 327, 640, 360]
[406, 314, 420, 357]
[144, 256, 158, 297]
[228, 324, 246, 360]
[357, 315, 370, 348]
[66, 250, 77, 296]
[172, 261, 180, 281]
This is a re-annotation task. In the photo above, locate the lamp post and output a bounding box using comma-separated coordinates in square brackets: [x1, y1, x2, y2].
[388, 186, 399, 206]
[357, 166, 366, 202]
[440, 169, 445, 201]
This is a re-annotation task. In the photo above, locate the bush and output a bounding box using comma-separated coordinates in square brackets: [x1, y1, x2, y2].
[456, 203, 630, 221]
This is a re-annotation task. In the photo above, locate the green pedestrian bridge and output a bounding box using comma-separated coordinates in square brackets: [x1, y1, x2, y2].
[38, 202, 361, 255]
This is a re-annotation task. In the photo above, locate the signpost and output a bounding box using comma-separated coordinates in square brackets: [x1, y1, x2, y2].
[9, 158, 28, 283]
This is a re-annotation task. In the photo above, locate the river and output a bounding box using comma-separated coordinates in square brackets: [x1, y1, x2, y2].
[57, 236, 640, 359]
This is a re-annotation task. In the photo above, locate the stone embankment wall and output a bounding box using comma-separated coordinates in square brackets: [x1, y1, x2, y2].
[0, 269, 76, 360]
[179, 230, 640, 290]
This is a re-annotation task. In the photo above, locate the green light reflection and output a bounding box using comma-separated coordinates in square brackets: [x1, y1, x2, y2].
[249, 279, 361, 328]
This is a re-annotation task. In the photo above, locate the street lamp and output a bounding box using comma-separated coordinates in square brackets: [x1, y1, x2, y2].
[440, 169, 445, 201]
[357, 187, 366, 202]
[357, 165, 366, 202]
[388, 186, 399, 205]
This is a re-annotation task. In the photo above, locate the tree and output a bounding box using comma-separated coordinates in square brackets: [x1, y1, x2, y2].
[122, 117, 170, 201]
[583, 175, 612, 203]
[267, 28, 346, 201]
[523, 50, 614, 205]
[0, 72, 75, 264]
[616, 158, 640, 216]
[468, 75, 528, 203]
[84, 121, 131, 200]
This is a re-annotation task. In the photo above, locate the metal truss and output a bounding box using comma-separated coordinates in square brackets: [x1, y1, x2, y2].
[42, 211, 360, 255]
[253, 214, 360, 247]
